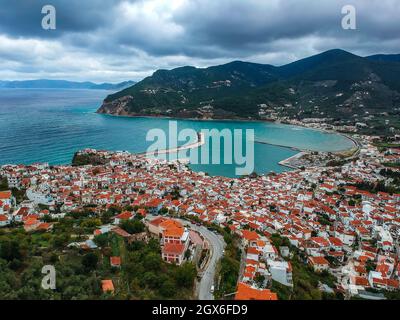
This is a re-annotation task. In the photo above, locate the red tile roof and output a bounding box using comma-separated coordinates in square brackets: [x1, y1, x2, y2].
[235, 282, 278, 300]
[355, 276, 369, 287]
[162, 242, 185, 255]
[111, 226, 131, 237]
[116, 211, 133, 220]
[149, 216, 168, 227]
[101, 280, 114, 293]
[0, 191, 12, 200]
[161, 219, 184, 238]
[309, 256, 329, 266]
[242, 230, 260, 241]
[110, 256, 121, 266]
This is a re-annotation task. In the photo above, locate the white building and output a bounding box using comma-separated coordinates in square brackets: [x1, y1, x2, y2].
[267, 260, 293, 287]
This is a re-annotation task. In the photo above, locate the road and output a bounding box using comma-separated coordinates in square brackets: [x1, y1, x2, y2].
[182, 221, 226, 300]
[145, 215, 226, 300]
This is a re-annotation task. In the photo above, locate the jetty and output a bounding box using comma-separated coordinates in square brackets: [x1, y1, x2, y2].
[137, 132, 205, 158]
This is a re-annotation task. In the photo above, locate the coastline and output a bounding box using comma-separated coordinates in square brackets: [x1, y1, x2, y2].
[275, 133, 360, 170]
[254, 128, 359, 170]
[96, 110, 268, 123]
[97, 111, 360, 172]
[97, 112, 358, 150]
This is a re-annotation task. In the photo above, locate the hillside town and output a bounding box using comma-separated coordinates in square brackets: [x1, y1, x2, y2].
[1, 132, 400, 300]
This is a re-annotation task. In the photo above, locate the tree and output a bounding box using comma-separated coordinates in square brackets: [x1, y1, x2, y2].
[52, 234, 70, 249]
[80, 218, 101, 229]
[124, 205, 134, 212]
[82, 252, 98, 272]
[100, 210, 114, 224]
[254, 274, 265, 288]
[142, 271, 161, 289]
[0, 177, 8, 191]
[135, 214, 144, 220]
[143, 252, 162, 271]
[218, 256, 240, 295]
[366, 260, 376, 272]
[160, 279, 175, 297]
[127, 240, 145, 251]
[270, 233, 291, 248]
[311, 231, 318, 237]
[120, 219, 145, 234]
[0, 238, 22, 262]
[93, 233, 109, 248]
[184, 249, 191, 260]
[174, 263, 196, 287]
[42, 215, 53, 223]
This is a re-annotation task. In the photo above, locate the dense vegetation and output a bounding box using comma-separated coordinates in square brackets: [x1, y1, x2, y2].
[71, 152, 109, 166]
[0, 214, 197, 300]
[351, 180, 400, 194]
[0, 177, 8, 191]
[214, 227, 241, 299]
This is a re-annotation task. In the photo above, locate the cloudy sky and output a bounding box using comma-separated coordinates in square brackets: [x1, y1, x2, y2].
[0, 0, 399, 83]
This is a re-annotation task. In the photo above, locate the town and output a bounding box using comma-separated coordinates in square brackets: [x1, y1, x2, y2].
[1, 131, 400, 300]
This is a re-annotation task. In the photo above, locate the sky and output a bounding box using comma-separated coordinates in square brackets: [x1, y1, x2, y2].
[0, 0, 399, 83]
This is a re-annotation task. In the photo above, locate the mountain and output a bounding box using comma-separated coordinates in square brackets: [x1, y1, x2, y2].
[367, 54, 400, 63]
[276, 49, 362, 78]
[89, 81, 136, 90]
[97, 49, 400, 132]
[0, 79, 136, 90]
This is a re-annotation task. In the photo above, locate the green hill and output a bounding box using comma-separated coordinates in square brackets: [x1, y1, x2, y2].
[97, 49, 400, 129]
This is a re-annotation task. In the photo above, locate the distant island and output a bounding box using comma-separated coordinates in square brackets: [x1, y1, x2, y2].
[0, 79, 136, 90]
[97, 49, 400, 135]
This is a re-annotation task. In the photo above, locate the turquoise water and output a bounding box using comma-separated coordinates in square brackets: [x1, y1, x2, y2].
[0, 89, 354, 177]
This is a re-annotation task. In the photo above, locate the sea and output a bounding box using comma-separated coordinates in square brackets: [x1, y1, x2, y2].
[0, 88, 355, 177]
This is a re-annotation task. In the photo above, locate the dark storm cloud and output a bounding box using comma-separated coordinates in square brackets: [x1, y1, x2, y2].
[174, 0, 340, 48]
[170, 0, 400, 58]
[0, 0, 124, 37]
[0, 0, 399, 82]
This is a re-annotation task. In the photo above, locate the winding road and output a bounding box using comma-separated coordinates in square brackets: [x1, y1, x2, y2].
[145, 215, 226, 300]
[181, 221, 226, 300]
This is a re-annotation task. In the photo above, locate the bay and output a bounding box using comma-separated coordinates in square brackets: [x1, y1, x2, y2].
[0, 89, 355, 177]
